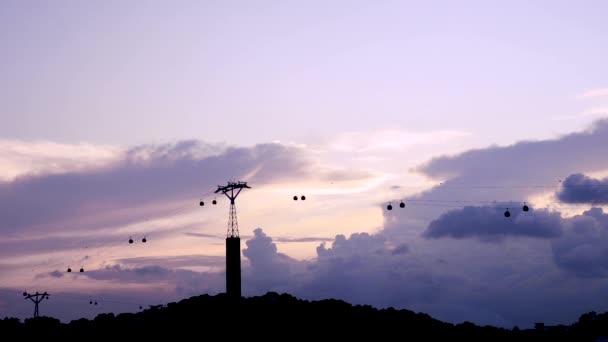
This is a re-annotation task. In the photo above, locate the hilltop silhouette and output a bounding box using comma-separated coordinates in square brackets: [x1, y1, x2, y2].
[1, 292, 607, 341]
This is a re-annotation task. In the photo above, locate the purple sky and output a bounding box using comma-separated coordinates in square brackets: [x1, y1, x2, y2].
[1, 0, 608, 329]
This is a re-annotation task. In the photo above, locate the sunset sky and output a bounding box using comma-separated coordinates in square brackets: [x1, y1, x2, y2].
[2, 0, 608, 329]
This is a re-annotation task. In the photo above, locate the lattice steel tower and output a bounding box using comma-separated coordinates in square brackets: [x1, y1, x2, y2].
[214, 181, 251, 297]
[23, 291, 49, 318]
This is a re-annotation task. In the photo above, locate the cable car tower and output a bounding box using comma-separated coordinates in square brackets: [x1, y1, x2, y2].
[23, 291, 49, 318]
[214, 181, 251, 298]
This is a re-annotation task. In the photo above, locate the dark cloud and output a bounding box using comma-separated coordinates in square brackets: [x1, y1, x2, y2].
[423, 206, 563, 242]
[556, 173, 608, 204]
[391, 243, 409, 255]
[240, 229, 440, 311]
[1, 224, 605, 329]
[35, 270, 64, 279]
[417, 119, 608, 184]
[369, 120, 608, 328]
[551, 208, 608, 278]
[382, 119, 608, 241]
[301, 232, 440, 309]
[242, 228, 300, 293]
[316, 232, 388, 259]
[50, 270, 64, 278]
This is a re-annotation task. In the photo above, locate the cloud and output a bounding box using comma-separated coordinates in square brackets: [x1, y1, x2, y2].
[369, 119, 608, 327]
[241, 229, 435, 311]
[423, 206, 563, 242]
[577, 107, 608, 118]
[383, 119, 608, 241]
[554, 107, 608, 120]
[556, 173, 608, 204]
[239, 122, 608, 328]
[82, 264, 223, 297]
[274, 236, 334, 243]
[391, 243, 409, 255]
[551, 208, 608, 277]
[2, 223, 605, 329]
[0, 141, 314, 237]
[242, 228, 301, 292]
[0, 139, 122, 181]
[316, 232, 388, 259]
[35, 270, 64, 279]
[183, 232, 224, 239]
[576, 88, 608, 99]
[326, 129, 470, 153]
[184, 232, 332, 243]
[0, 225, 188, 260]
[86, 265, 173, 282]
[301, 232, 438, 309]
[116, 255, 225, 269]
[416, 119, 608, 184]
[5, 120, 608, 329]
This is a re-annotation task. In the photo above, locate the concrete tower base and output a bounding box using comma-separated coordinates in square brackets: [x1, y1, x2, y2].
[226, 236, 241, 297]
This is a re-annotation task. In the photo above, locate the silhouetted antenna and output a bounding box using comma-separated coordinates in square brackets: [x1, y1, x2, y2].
[23, 291, 49, 318]
[214, 181, 252, 238]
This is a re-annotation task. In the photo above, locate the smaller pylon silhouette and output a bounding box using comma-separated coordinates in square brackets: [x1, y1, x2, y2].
[23, 291, 50, 318]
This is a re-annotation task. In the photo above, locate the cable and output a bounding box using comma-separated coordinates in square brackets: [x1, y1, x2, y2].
[392, 202, 602, 211]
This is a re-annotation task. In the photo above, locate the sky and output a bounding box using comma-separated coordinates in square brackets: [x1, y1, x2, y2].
[1, 0, 608, 329]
